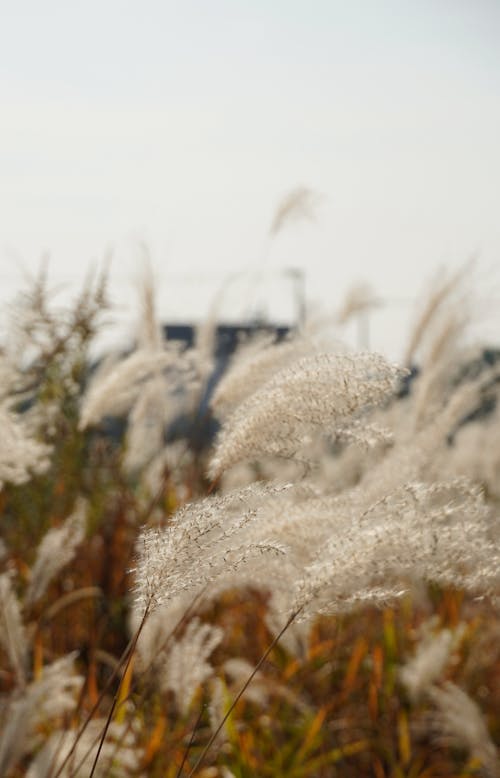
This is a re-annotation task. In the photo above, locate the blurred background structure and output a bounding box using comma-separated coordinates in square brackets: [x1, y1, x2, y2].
[1, 0, 499, 356]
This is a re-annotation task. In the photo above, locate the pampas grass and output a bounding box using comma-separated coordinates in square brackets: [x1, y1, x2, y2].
[0, 265, 498, 777]
[269, 186, 323, 237]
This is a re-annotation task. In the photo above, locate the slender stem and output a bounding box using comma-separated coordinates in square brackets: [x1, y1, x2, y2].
[52, 602, 151, 778]
[87, 697, 117, 778]
[96, 590, 206, 776]
[176, 705, 205, 778]
[65, 589, 207, 778]
[41, 586, 102, 623]
[186, 608, 301, 777]
[85, 603, 150, 778]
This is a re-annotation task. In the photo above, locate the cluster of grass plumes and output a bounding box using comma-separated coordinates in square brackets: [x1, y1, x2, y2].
[0, 265, 499, 777]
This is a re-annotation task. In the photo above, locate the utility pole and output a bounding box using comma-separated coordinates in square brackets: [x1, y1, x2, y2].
[286, 267, 306, 328]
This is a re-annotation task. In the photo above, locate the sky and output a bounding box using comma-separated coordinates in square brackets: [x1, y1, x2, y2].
[1, 0, 500, 357]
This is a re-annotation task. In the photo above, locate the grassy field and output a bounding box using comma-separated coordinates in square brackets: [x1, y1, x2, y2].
[0, 266, 498, 777]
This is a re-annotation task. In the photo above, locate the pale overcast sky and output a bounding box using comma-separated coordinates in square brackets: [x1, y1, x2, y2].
[1, 1, 499, 356]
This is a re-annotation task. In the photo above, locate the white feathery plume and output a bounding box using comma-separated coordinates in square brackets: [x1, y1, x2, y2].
[122, 373, 168, 473]
[133, 482, 292, 612]
[336, 282, 380, 325]
[404, 261, 472, 366]
[135, 258, 163, 352]
[441, 401, 500, 500]
[291, 479, 498, 620]
[25, 719, 142, 778]
[266, 588, 311, 658]
[135, 466, 498, 630]
[79, 348, 180, 429]
[334, 418, 393, 450]
[0, 653, 83, 777]
[222, 657, 269, 707]
[429, 682, 499, 777]
[409, 340, 490, 434]
[0, 355, 23, 402]
[138, 441, 194, 504]
[131, 594, 192, 672]
[356, 372, 500, 508]
[0, 403, 51, 488]
[160, 618, 223, 715]
[123, 266, 178, 473]
[0, 571, 27, 686]
[208, 352, 406, 480]
[399, 621, 466, 702]
[211, 330, 325, 419]
[208, 676, 228, 747]
[25, 498, 87, 606]
[269, 186, 323, 237]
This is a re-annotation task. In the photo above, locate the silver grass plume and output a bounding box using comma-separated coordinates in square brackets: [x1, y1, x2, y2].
[0, 572, 27, 686]
[399, 620, 466, 702]
[357, 371, 500, 508]
[25, 498, 87, 606]
[79, 348, 182, 430]
[429, 682, 499, 777]
[160, 618, 224, 715]
[135, 470, 498, 631]
[208, 352, 406, 480]
[336, 282, 380, 325]
[133, 482, 292, 612]
[404, 260, 473, 366]
[130, 595, 193, 673]
[441, 401, 500, 500]
[291, 479, 499, 621]
[135, 254, 163, 352]
[269, 186, 323, 237]
[122, 265, 173, 473]
[0, 653, 83, 777]
[211, 329, 327, 419]
[0, 403, 51, 488]
[413, 356, 500, 433]
[25, 719, 142, 778]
